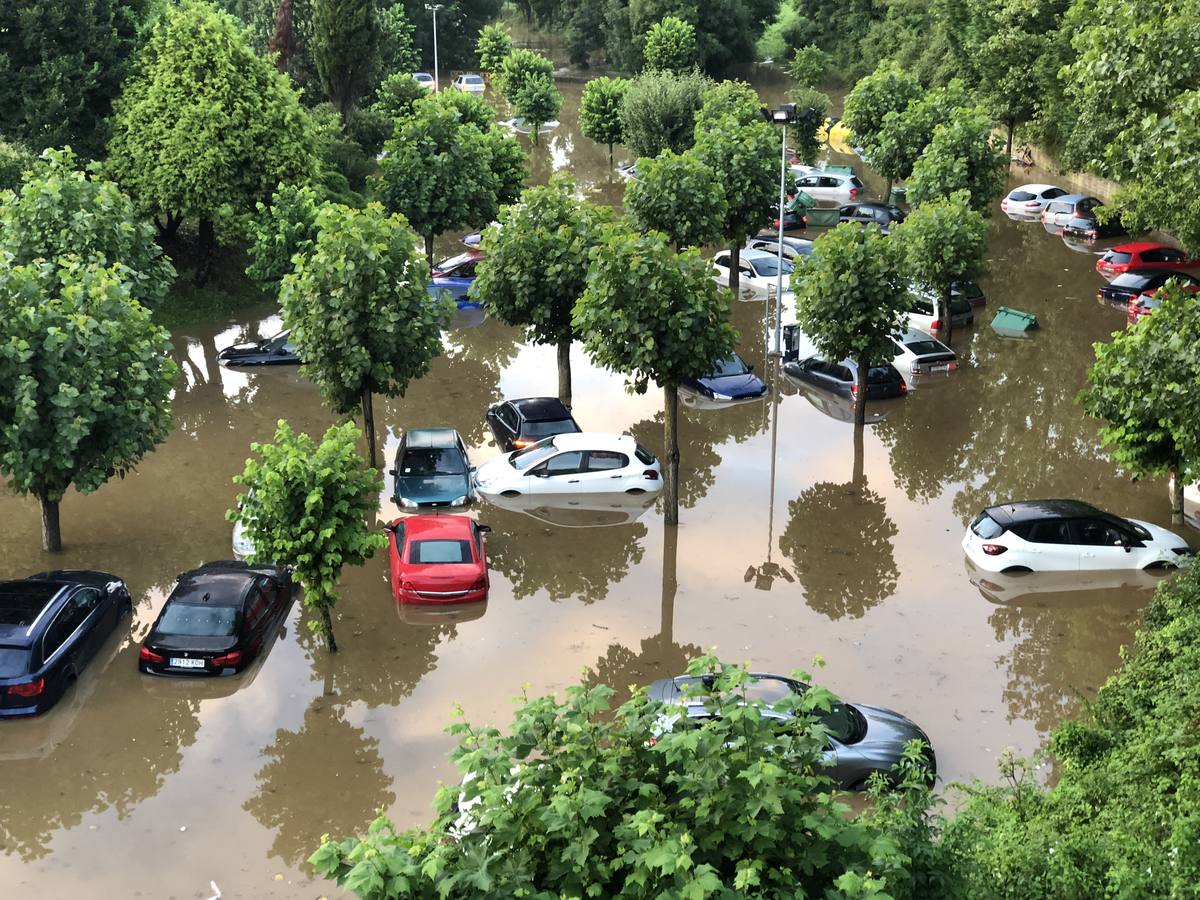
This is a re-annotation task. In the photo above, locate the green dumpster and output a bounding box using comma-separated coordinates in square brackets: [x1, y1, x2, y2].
[824, 164, 856, 176]
[889, 186, 907, 206]
[806, 207, 841, 228]
[991, 306, 1039, 336]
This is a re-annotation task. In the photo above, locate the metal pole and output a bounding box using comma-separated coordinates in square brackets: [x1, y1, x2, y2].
[431, 7, 440, 91]
[773, 122, 787, 356]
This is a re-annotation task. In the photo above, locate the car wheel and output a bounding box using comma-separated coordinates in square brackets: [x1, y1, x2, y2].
[1000, 565, 1033, 575]
[626, 488, 646, 495]
[501, 490, 521, 498]
[1145, 561, 1178, 572]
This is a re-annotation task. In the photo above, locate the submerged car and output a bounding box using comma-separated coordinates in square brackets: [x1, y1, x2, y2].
[1061, 207, 1125, 242]
[473, 433, 662, 498]
[0, 571, 131, 717]
[486, 397, 581, 452]
[1096, 242, 1199, 280]
[413, 72, 435, 90]
[138, 562, 294, 677]
[712, 248, 794, 300]
[648, 673, 935, 790]
[1041, 194, 1100, 230]
[386, 515, 490, 605]
[1098, 269, 1200, 311]
[890, 328, 957, 378]
[452, 73, 485, 94]
[1000, 184, 1067, 218]
[838, 201, 906, 234]
[789, 167, 864, 203]
[1127, 281, 1200, 323]
[783, 355, 907, 401]
[680, 352, 767, 402]
[905, 289, 975, 334]
[390, 428, 474, 509]
[962, 500, 1192, 573]
[428, 250, 485, 307]
[218, 329, 300, 366]
[747, 234, 814, 262]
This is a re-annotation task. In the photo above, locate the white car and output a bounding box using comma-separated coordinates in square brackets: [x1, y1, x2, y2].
[473, 433, 663, 498]
[962, 499, 1192, 573]
[413, 72, 435, 91]
[452, 73, 485, 94]
[790, 166, 864, 203]
[890, 328, 957, 378]
[745, 234, 814, 262]
[999, 184, 1067, 219]
[232, 489, 255, 560]
[712, 248, 793, 300]
[904, 288, 974, 334]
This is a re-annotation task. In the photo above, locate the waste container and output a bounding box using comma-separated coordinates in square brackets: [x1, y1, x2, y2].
[990, 306, 1039, 336]
[889, 186, 908, 206]
[806, 207, 841, 228]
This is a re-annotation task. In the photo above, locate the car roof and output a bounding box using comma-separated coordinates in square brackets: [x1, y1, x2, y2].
[508, 397, 572, 421]
[1048, 193, 1088, 204]
[741, 248, 779, 262]
[548, 432, 637, 451]
[896, 328, 941, 344]
[983, 499, 1104, 525]
[1009, 183, 1060, 194]
[392, 515, 476, 539]
[404, 427, 460, 448]
[1113, 268, 1180, 283]
[0, 580, 68, 637]
[169, 568, 260, 607]
[1109, 242, 1169, 254]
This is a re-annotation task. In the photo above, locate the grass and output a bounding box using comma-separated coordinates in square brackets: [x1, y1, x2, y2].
[153, 231, 269, 332]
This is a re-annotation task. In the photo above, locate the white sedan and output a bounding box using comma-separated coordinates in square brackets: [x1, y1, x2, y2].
[413, 72, 435, 91]
[473, 433, 663, 498]
[963, 499, 1191, 573]
[452, 73, 485, 94]
[712, 248, 793, 301]
[890, 328, 957, 378]
[999, 184, 1067, 219]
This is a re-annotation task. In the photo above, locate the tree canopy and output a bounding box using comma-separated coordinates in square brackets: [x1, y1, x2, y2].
[245, 182, 321, 295]
[312, 0, 383, 120]
[619, 69, 712, 159]
[475, 22, 513, 72]
[642, 16, 698, 74]
[841, 63, 923, 158]
[906, 106, 1006, 212]
[579, 76, 629, 164]
[624, 150, 726, 250]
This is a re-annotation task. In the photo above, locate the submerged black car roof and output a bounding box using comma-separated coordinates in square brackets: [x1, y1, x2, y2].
[170, 561, 284, 607]
[510, 397, 572, 421]
[983, 500, 1104, 525]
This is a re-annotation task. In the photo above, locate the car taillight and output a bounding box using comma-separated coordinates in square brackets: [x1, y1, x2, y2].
[210, 651, 242, 668]
[899, 380, 908, 392]
[982, 544, 1008, 556]
[643, 470, 659, 480]
[8, 678, 44, 698]
[849, 383, 858, 397]
[399, 580, 417, 596]
[139, 645, 164, 665]
[849, 187, 858, 196]
[511, 439, 529, 449]
[930, 318, 941, 331]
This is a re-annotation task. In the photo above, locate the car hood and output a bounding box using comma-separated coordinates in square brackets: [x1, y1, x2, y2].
[396, 473, 471, 503]
[1131, 518, 1191, 552]
[699, 373, 767, 397]
[474, 455, 515, 482]
[852, 703, 927, 748]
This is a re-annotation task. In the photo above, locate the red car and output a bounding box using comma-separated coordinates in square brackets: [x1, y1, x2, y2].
[1127, 283, 1200, 324]
[1096, 242, 1198, 280]
[385, 515, 491, 604]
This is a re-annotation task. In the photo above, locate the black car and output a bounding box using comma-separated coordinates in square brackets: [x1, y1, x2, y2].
[838, 202, 906, 233]
[783, 355, 907, 401]
[485, 397, 581, 452]
[138, 561, 293, 677]
[1097, 269, 1200, 310]
[0, 571, 131, 717]
[954, 280, 986, 309]
[1061, 208, 1126, 242]
[217, 329, 300, 366]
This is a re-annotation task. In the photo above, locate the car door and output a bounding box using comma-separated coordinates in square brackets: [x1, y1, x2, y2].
[490, 403, 517, 447]
[40, 594, 93, 691]
[1021, 519, 1077, 569]
[242, 584, 268, 656]
[712, 253, 731, 285]
[525, 451, 584, 494]
[575, 450, 631, 493]
[1071, 518, 1132, 570]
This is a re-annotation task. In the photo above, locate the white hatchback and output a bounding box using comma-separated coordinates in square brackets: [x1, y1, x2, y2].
[790, 166, 864, 203]
[1000, 184, 1067, 219]
[452, 73, 486, 93]
[962, 499, 1191, 573]
[712, 248, 793, 301]
[473, 433, 663, 498]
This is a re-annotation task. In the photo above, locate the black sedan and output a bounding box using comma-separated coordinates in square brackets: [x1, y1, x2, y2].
[139, 561, 293, 677]
[1061, 210, 1125, 242]
[217, 329, 300, 366]
[485, 397, 581, 452]
[839, 202, 906, 233]
[1097, 269, 1200, 311]
[0, 571, 131, 717]
[783, 355, 907, 401]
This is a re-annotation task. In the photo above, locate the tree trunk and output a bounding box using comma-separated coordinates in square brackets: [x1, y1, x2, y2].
[728, 243, 741, 301]
[941, 283, 954, 347]
[663, 384, 680, 526]
[608, 142, 614, 168]
[424, 233, 435, 271]
[320, 606, 338, 653]
[194, 217, 216, 287]
[885, 177, 893, 201]
[660, 523, 678, 645]
[852, 423, 865, 491]
[557, 339, 572, 407]
[1006, 121, 1015, 158]
[853, 357, 868, 428]
[155, 211, 182, 240]
[1172, 472, 1185, 525]
[361, 386, 378, 469]
[40, 496, 62, 553]
[532, 123, 540, 145]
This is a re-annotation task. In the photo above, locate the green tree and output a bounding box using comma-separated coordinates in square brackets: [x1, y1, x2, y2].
[280, 202, 449, 467]
[642, 16, 698, 74]
[695, 79, 762, 131]
[376, 92, 526, 267]
[871, 81, 970, 198]
[788, 44, 830, 87]
[312, 0, 383, 120]
[794, 223, 909, 428]
[789, 86, 831, 166]
[624, 151, 726, 251]
[246, 183, 321, 295]
[475, 22, 513, 72]
[580, 76, 629, 165]
[0, 141, 37, 193]
[495, 48, 556, 113]
[574, 228, 737, 525]
[0, 0, 143, 158]
[513, 74, 563, 145]
[1079, 285, 1200, 524]
[841, 63, 923, 159]
[965, 7, 1053, 156]
[0, 257, 177, 551]
[0, 148, 175, 309]
[894, 191, 987, 346]
[402, 0, 502, 70]
[372, 72, 428, 124]
[378, 3, 419, 78]
[692, 113, 779, 301]
[473, 178, 612, 406]
[230, 420, 386, 651]
[620, 68, 711, 159]
[906, 106, 1006, 213]
[311, 656, 918, 896]
[106, 0, 315, 271]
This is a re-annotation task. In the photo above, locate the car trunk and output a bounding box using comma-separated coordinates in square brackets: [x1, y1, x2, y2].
[145, 632, 240, 674]
[405, 564, 481, 603]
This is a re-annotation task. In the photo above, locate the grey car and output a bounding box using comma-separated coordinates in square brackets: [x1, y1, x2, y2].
[647, 673, 935, 790]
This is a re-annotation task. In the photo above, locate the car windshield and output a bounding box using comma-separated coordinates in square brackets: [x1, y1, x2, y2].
[750, 256, 794, 277]
[410, 540, 473, 564]
[464, 75, 483, 83]
[708, 356, 749, 377]
[511, 438, 558, 470]
[904, 339, 946, 356]
[157, 604, 238, 637]
[820, 703, 865, 744]
[262, 330, 291, 352]
[524, 418, 577, 437]
[0, 646, 30, 677]
[401, 447, 466, 476]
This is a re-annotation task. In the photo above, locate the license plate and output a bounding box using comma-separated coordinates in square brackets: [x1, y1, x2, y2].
[932, 363, 951, 373]
[170, 657, 205, 669]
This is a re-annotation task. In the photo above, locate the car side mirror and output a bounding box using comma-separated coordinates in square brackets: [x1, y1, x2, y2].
[388, 468, 397, 476]
[477, 524, 492, 534]
[747, 364, 755, 372]
[383, 523, 396, 533]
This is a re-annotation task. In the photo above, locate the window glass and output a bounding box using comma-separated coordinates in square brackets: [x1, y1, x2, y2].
[524, 418, 576, 438]
[970, 512, 1004, 539]
[634, 444, 656, 465]
[798, 177, 818, 187]
[867, 365, 896, 383]
[43, 597, 91, 658]
[401, 447, 466, 476]
[819, 177, 839, 187]
[1105, 251, 1133, 265]
[498, 405, 518, 431]
[262, 331, 291, 352]
[818, 703, 857, 743]
[1044, 188, 1067, 199]
[1162, 249, 1185, 263]
[911, 298, 934, 315]
[749, 256, 793, 278]
[511, 438, 558, 470]
[157, 604, 239, 637]
[836, 365, 854, 382]
[540, 451, 583, 475]
[708, 356, 749, 377]
[1009, 191, 1036, 201]
[586, 451, 627, 472]
[410, 540, 473, 564]
[1073, 519, 1126, 546]
[904, 339, 945, 356]
[1027, 520, 1073, 544]
[0, 647, 31, 678]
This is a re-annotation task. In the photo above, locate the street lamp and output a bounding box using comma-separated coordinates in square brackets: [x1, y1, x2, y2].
[425, 3, 444, 92]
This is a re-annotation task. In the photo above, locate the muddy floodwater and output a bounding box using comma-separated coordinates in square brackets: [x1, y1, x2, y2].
[1, 74, 1193, 898]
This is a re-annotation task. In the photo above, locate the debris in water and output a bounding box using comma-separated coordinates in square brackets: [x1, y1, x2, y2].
[207, 881, 222, 900]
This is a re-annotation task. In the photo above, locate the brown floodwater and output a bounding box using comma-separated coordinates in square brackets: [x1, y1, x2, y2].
[0, 74, 1192, 898]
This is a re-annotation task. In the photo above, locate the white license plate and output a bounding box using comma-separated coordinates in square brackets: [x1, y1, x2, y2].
[170, 657, 205, 669]
[931, 363, 950, 373]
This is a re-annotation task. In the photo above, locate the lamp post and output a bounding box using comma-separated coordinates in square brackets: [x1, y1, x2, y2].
[425, 3, 444, 91]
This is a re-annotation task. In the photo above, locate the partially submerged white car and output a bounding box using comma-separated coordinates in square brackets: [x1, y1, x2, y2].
[473, 433, 663, 498]
[889, 328, 957, 378]
[712, 248, 793, 301]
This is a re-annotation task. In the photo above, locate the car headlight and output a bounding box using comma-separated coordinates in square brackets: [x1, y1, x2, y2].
[451, 495, 469, 506]
[710, 391, 733, 400]
[399, 497, 418, 509]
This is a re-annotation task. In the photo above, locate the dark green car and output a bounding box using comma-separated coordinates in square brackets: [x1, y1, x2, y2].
[390, 428, 474, 509]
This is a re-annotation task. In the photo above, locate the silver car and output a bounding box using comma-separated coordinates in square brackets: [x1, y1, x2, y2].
[648, 673, 935, 790]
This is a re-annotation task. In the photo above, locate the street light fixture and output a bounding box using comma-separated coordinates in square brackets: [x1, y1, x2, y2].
[425, 3, 444, 92]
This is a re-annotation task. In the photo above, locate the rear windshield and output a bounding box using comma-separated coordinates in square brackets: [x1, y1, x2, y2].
[1113, 272, 1154, 289]
[970, 512, 1004, 539]
[904, 339, 947, 356]
[634, 443, 657, 465]
[524, 418, 576, 437]
[867, 366, 898, 383]
[0, 647, 31, 678]
[410, 540, 473, 564]
[1009, 191, 1036, 202]
[851, 177, 865, 188]
[1104, 251, 1133, 264]
[0, 583, 60, 626]
[157, 604, 238, 637]
[401, 447, 466, 476]
[750, 256, 794, 278]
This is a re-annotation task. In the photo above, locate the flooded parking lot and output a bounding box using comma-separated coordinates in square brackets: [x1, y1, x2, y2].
[0, 76, 1191, 897]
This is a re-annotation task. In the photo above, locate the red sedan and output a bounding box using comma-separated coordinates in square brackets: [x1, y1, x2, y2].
[1096, 242, 1198, 280]
[385, 515, 491, 604]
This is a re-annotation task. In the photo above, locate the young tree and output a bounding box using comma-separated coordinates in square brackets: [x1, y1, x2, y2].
[513, 74, 563, 145]
[231, 420, 387, 651]
[0, 141, 37, 193]
[475, 22, 513, 73]
[692, 114, 779, 302]
[794, 223, 909, 428]
[378, 4, 420, 78]
[841, 63, 923, 159]
[894, 191, 987, 346]
[376, 92, 526, 267]
[1080, 285, 1200, 524]
[695, 79, 762, 130]
[619, 69, 711, 159]
[871, 80, 970, 198]
[579, 76, 628, 165]
[788, 86, 831, 166]
[906, 106, 1007, 213]
[312, 0, 383, 120]
[472, 178, 612, 406]
[642, 16, 698, 73]
[280, 202, 449, 467]
[246, 183, 321, 295]
[575, 229, 737, 525]
[372, 71, 428, 124]
[106, 0, 315, 272]
[624, 151, 726, 251]
[789, 44, 830, 87]
[0, 257, 177, 552]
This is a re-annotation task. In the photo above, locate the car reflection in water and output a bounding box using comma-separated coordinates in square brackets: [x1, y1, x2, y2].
[783, 374, 895, 425]
[396, 599, 488, 627]
[482, 490, 657, 529]
[964, 558, 1166, 607]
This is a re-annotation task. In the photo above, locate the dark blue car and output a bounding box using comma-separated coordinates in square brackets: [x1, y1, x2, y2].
[0, 571, 132, 717]
[681, 353, 768, 403]
[390, 427, 475, 509]
[427, 251, 485, 309]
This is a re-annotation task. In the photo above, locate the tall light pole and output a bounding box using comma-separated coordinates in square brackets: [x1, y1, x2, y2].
[425, 3, 444, 91]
